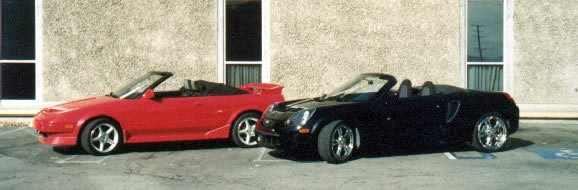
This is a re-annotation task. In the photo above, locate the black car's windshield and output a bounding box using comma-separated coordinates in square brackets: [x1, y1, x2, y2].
[324, 74, 391, 102]
[111, 72, 166, 99]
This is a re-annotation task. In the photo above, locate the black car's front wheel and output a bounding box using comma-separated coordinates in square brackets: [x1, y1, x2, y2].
[231, 112, 260, 148]
[470, 113, 509, 152]
[318, 121, 356, 164]
[80, 118, 123, 155]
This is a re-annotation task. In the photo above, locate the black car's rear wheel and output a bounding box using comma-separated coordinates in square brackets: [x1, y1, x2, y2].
[318, 121, 355, 164]
[231, 112, 260, 148]
[471, 113, 508, 152]
[80, 118, 123, 155]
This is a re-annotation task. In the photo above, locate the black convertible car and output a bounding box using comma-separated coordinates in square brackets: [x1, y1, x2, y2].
[256, 73, 519, 163]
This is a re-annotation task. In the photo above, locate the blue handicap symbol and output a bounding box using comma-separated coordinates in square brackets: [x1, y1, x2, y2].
[528, 148, 578, 160]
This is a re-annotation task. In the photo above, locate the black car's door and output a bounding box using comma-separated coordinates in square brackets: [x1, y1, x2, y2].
[410, 94, 446, 142]
[377, 96, 420, 142]
[379, 94, 446, 143]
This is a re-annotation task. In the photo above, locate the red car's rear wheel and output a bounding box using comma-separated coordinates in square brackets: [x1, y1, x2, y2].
[231, 113, 260, 148]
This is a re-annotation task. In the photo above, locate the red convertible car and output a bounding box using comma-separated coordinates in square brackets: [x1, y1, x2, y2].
[32, 71, 284, 155]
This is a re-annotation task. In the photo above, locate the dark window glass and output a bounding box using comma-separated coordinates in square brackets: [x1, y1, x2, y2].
[467, 65, 503, 91]
[226, 0, 261, 61]
[1, 0, 35, 59]
[1, 63, 35, 99]
[467, 0, 502, 62]
[226, 64, 261, 87]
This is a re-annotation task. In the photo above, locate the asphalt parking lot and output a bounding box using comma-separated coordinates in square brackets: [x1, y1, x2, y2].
[1, 121, 577, 189]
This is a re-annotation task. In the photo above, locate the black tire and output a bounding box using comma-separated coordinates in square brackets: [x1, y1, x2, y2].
[80, 118, 123, 155]
[317, 121, 356, 164]
[470, 113, 509, 152]
[231, 112, 261, 148]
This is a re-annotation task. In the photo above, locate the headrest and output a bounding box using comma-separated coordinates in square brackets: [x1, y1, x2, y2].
[418, 81, 436, 96]
[184, 80, 196, 90]
[398, 79, 412, 98]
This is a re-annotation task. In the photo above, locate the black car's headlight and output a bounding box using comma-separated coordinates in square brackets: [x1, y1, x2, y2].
[287, 108, 316, 127]
[265, 103, 277, 114]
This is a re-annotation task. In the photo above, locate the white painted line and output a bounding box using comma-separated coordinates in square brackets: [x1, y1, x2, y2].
[23, 129, 38, 137]
[444, 152, 457, 160]
[252, 148, 289, 162]
[0, 127, 27, 136]
[55, 155, 78, 164]
[254, 147, 266, 161]
[55, 156, 110, 164]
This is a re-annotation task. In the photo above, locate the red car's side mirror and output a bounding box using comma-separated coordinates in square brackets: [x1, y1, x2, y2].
[142, 89, 155, 99]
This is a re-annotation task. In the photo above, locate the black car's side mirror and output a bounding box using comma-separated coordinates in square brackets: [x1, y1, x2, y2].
[142, 89, 156, 99]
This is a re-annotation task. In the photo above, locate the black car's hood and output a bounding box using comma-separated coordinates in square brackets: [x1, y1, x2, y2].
[283, 99, 355, 110]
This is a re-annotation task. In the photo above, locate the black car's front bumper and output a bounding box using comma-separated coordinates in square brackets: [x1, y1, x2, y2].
[256, 120, 315, 149]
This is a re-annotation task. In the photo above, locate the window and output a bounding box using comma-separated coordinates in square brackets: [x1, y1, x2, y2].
[219, 0, 269, 87]
[465, 0, 506, 92]
[0, 0, 36, 100]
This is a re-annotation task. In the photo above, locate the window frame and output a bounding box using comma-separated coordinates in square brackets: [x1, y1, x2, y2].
[460, 0, 513, 94]
[217, 0, 270, 85]
[0, 0, 42, 104]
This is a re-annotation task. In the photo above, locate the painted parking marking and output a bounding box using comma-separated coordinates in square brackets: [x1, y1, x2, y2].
[444, 152, 495, 160]
[55, 155, 110, 164]
[0, 127, 27, 136]
[253, 148, 287, 162]
[527, 148, 578, 160]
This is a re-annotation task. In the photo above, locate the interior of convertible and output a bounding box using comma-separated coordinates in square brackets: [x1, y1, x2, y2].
[395, 80, 466, 99]
[153, 80, 249, 98]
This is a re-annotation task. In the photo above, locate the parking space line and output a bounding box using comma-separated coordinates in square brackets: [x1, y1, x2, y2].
[253, 148, 288, 162]
[23, 130, 38, 137]
[55, 156, 110, 164]
[255, 148, 266, 161]
[443, 152, 457, 160]
[55, 156, 78, 163]
[0, 127, 27, 136]
[443, 152, 495, 160]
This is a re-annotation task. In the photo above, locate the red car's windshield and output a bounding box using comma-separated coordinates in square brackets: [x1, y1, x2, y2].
[110, 72, 169, 99]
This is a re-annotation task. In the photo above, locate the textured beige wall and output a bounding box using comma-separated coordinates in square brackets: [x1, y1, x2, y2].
[43, 0, 217, 101]
[270, 0, 461, 99]
[513, 0, 578, 104]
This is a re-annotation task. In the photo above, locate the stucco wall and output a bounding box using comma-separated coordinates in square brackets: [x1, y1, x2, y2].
[270, 0, 461, 99]
[42, 0, 217, 101]
[513, 0, 578, 104]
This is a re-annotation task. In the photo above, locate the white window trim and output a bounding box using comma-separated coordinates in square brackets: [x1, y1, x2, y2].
[0, 0, 43, 105]
[460, 0, 513, 94]
[217, 0, 270, 84]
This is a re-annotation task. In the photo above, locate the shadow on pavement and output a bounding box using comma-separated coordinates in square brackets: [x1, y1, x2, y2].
[53, 139, 236, 155]
[266, 137, 535, 162]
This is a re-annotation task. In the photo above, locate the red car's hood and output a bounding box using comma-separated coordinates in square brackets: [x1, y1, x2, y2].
[47, 96, 118, 112]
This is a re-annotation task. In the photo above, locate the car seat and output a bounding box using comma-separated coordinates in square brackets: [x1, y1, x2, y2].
[418, 81, 436, 96]
[181, 80, 196, 96]
[398, 79, 412, 98]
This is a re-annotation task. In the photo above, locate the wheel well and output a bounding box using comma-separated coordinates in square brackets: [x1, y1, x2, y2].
[231, 110, 262, 125]
[77, 116, 122, 144]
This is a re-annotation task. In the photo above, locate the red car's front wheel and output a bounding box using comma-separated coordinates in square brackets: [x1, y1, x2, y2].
[80, 118, 123, 155]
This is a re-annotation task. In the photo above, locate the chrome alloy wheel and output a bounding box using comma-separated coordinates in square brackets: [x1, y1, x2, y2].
[236, 117, 259, 146]
[331, 124, 354, 160]
[89, 123, 120, 153]
[476, 115, 508, 151]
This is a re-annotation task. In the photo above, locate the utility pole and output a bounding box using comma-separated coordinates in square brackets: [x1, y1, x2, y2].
[472, 24, 484, 62]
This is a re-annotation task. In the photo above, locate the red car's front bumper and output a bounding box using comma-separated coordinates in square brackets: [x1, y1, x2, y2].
[32, 113, 78, 146]
[36, 131, 77, 145]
